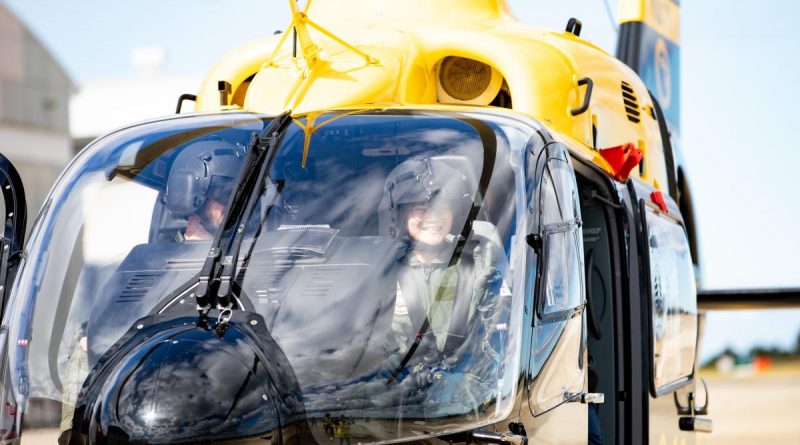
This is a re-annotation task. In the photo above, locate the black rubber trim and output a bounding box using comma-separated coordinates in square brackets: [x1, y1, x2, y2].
[585, 249, 603, 340]
[0, 153, 26, 318]
[649, 91, 678, 200]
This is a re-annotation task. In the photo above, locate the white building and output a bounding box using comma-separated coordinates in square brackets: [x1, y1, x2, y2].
[1, 4, 201, 235]
[70, 70, 201, 150]
[0, 3, 73, 231]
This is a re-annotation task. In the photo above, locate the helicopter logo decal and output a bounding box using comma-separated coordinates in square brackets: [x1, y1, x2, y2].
[654, 38, 672, 109]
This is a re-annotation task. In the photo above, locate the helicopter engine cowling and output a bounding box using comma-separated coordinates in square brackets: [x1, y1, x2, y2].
[65, 312, 310, 445]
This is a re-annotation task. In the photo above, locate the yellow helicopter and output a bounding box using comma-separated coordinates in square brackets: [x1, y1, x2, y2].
[0, 0, 796, 444]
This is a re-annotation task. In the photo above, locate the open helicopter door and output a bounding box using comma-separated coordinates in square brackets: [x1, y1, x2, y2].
[625, 178, 710, 444]
[521, 141, 590, 443]
[0, 153, 26, 439]
[0, 153, 26, 319]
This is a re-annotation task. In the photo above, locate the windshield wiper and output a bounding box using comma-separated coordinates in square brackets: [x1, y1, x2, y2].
[195, 111, 293, 312]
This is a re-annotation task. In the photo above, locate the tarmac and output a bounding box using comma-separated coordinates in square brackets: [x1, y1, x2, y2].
[698, 366, 800, 445]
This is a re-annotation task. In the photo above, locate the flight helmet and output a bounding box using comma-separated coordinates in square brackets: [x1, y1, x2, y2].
[165, 139, 244, 219]
[379, 157, 474, 244]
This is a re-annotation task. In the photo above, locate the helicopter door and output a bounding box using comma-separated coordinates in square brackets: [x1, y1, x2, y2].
[0, 153, 26, 432]
[0, 153, 26, 319]
[526, 142, 587, 420]
[628, 179, 701, 443]
[629, 179, 698, 397]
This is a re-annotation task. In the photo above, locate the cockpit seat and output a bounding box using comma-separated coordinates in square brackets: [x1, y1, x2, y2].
[86, 241, 210, 364]
[240, 229, 399, 385]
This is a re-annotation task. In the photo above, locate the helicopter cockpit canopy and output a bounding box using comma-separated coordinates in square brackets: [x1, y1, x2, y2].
[4, 110, 541, 443]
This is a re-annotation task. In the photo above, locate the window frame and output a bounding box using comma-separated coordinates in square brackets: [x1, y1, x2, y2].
[639, 199, 698, 397]
[531, 144, 585, 324]
[536, 219, 584, 322]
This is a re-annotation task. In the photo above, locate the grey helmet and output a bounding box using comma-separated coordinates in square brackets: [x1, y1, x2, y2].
[379, 157, 474, 243]
[165, 140, 244, 218]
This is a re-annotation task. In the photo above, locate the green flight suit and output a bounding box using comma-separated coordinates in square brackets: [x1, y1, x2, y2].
[391, 241, 503, 355]
[388, 239, 509, 414]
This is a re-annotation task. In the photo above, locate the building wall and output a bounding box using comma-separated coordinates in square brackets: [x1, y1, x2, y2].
[0, 4, 73, 234]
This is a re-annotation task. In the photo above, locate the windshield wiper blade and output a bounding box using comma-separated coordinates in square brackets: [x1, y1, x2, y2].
[195, 111, 293, 311]
[215, 125, 294, 308]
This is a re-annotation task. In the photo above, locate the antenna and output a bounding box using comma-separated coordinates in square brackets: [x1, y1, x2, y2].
[287, 0, 320, 67]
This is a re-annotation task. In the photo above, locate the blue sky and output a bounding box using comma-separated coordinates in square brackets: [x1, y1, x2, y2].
[4, 0, 800, 361]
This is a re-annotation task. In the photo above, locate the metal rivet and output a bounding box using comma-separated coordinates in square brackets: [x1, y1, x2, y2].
[250, 320, 258, 326]
[262, 394, 268, 401]
[136, 324, 144, 330]
[179, 299, 185, 304]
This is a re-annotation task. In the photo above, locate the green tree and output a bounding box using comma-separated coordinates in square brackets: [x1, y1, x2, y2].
[795, 330, 800, 356]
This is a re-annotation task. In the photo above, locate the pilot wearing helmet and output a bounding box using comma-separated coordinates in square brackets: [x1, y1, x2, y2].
[58, 140, 244, 444]
[165, 139, 244, 241]
[379, 157, 508, 397]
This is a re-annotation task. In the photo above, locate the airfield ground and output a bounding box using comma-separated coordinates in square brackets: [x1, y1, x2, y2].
[697, 362, 800, 445]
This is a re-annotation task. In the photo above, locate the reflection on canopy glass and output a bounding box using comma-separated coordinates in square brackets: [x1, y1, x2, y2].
[645, 205, 698, 393]
[3, 111, 533, 443]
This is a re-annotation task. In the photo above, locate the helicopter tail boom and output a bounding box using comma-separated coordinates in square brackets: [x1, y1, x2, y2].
[616, 0, 680, 134]
[698, 288, 800, 310]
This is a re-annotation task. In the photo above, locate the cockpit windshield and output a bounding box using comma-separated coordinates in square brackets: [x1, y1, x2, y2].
[3, 110, 535, 443]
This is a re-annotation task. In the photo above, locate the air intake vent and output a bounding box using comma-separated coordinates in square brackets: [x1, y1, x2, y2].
[441, 57, 492, 100]
[621, 81, 641, 123]
[436, 56, 503, 105]
[117, 272, 163, 302]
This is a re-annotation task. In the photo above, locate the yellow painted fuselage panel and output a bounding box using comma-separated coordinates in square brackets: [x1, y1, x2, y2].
[195, 0, 668, 188]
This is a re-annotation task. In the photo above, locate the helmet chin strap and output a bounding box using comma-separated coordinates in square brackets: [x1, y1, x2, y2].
[406, 233, 457, 256]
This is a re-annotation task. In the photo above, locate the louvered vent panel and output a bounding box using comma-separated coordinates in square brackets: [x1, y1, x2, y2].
[254, 267, 292, 300]
[300, 267, 342, 299]
[166, 258, 205, 270]
[117, 272, 163, 302]
[621, 81, 641, 123]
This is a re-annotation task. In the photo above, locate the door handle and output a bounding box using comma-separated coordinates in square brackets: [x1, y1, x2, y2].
[570, 77, 593, 116]
[679, 416, 713, 433]
[565, 392, 604, 404]
[469, 429, 528, 445]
